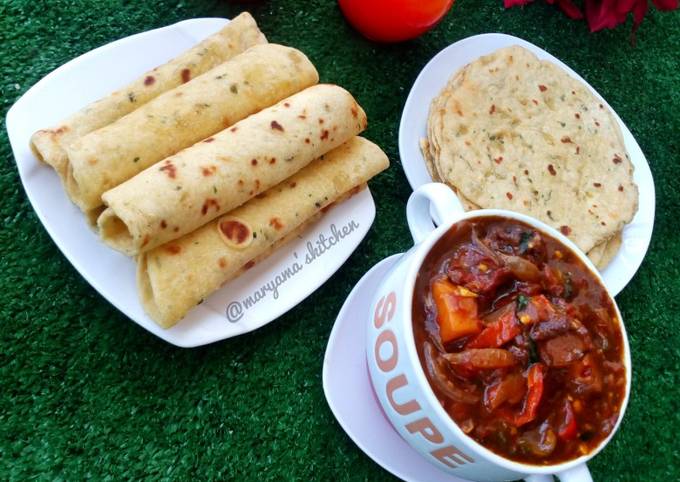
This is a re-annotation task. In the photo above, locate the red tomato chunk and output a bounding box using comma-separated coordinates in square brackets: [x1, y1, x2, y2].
[412, 217, 626, 465]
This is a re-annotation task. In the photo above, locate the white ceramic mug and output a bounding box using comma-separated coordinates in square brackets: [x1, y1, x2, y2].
[366, 183, 632, 482]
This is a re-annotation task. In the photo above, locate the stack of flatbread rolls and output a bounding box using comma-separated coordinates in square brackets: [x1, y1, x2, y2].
[31, 13, 389, 327]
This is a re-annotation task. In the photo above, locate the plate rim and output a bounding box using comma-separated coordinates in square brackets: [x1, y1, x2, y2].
[398, 32, 655, 297]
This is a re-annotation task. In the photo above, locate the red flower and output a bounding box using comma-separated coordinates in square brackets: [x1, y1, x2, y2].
[504, 0, 678, 33]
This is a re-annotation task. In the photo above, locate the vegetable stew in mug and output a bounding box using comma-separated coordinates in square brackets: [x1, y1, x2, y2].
[412, 217, 626, 465]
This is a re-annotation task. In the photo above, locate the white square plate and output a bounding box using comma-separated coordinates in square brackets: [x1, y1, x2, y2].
[399, 34, 655, 297]
[6, 17, 377, 347]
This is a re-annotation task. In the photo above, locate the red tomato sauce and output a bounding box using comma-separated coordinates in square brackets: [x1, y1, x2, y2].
[412, 217, 626, 465]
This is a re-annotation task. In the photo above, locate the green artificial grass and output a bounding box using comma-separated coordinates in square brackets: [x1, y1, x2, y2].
[1, 0, 678, 480]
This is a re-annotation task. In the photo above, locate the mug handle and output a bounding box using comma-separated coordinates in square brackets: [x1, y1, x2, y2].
[406, 183, 465, 244]
[524, 463, 593, 482]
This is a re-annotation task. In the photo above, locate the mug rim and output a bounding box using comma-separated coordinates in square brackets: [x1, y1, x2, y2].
[398, 207, 633, 475]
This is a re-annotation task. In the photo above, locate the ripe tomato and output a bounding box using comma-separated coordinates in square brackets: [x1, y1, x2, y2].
[338, 0, 455, 42]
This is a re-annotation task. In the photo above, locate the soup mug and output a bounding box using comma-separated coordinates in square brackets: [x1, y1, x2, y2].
[366, 183, 632, 482]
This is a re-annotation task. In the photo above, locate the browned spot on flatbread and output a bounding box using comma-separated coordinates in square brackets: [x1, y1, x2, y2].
[270, 120, 284, 131]
[164, 244, 181, 255]
[201, 198, 220, 215]
[321, 203, 334, 213]
[201, 165, 217, 176]
[269, 217, 284, 230]
[144, 75, 155, 86]
[219, 218, 251, 247]
[204, 137, 215, 143]
[181, 68, 191, 83]
[218, 257, 227, 269]
[159, 160, 177, 179]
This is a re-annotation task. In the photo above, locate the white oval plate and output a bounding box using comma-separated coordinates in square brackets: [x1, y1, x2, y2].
[399, 33, 655, 297]
[5, 17, 376, 347]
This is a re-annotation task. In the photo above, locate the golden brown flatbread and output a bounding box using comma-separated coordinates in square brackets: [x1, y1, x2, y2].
[30, 12, 266, 184]
[98, 84, 367, 255]
[137, 136, 389, 327]
[65, 43, 318, 212]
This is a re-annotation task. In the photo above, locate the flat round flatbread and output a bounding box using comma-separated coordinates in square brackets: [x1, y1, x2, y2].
[587, 231, 622, 270]
[447, 187, 621, 271]
[425, 45, 638, 255]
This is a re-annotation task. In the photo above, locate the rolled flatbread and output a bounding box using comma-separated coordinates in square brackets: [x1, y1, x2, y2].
[138, 136, 389, 327]
[98, 84, 368, 255]
[30, 12, 266, 183]
[65, 43, 319, 212]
